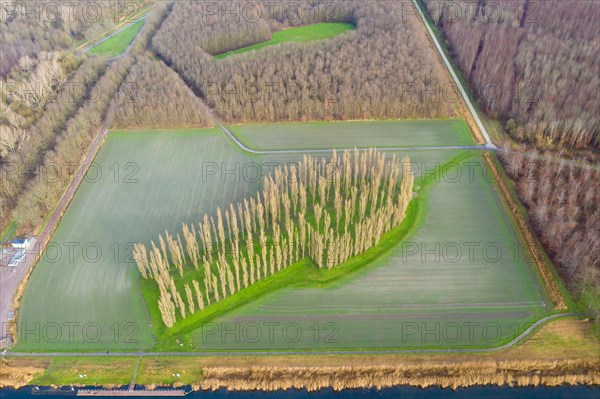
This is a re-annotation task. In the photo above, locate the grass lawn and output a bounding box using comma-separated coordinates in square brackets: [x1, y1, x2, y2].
[136, 357, 203, 386]
[214, 22, 355, 59]
[230, 119, 475, 150]
[30, 357, 137, 386]
[16, 126, 548, 352]
[89, 19, 145, 57]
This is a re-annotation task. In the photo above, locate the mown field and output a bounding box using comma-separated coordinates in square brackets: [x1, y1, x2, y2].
[230, 119, 475, 150]
[16, 122, 548, 351]
[89, 19, 145, 57]
[214, 22, 355, 59]
[17, 129, 258, 350]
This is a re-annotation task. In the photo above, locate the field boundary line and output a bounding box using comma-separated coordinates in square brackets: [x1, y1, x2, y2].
[213, 118, 487, 154]
[4, 313, 576, 357]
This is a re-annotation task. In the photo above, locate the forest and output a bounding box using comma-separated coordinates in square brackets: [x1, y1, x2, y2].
[152, 0, 458, 123]
[0, 0, 149, 78]
[0, 57, 105, 229]
[423, 0, 600, 149]
[1, 3, 168, 233]
[134, 149, 414, 327]
[112, 57, 214, 129]
[500, 149, 599, 319]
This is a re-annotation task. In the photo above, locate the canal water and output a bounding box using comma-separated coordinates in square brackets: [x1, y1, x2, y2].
[0, 385, 598, 398]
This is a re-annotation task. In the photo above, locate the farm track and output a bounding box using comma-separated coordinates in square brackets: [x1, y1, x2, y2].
[410, 0, 496, 150]
[3, 313, 576, 357]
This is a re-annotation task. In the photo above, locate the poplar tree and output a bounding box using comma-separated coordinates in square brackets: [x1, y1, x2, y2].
[135, 149, 415, 326]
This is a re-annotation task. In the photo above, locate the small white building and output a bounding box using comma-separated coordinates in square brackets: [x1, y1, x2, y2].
[11, 238, 29, 249]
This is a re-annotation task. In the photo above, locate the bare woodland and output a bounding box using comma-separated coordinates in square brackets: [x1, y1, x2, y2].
[0, 0, 149, 78]
[0, 57, 105, 229]
[134, 149, 414, 327]
[152, 1, 458, 123]
[423, 0, 600, 149]
[501, 149, 599, 316]
[112, 56, 213, 129]
[1, 3, 168, 232]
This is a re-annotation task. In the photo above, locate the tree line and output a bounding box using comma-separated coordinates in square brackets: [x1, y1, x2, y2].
[0, 57, 105, 231]
[423, 0, 599, 149]
[152, 0, 458, 123]
[133, 149, 415, 327]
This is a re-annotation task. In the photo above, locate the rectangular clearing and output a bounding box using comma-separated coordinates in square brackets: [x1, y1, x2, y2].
[89, 19, 145, 57]
[214, 22, 355, 59]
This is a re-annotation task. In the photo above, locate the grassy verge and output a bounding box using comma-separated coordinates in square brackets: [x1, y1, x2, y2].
[30, 357, 137, 386]
[214, 22, 355, 59]
[6, 318, 598, 389]
[89, 19, 145, 57]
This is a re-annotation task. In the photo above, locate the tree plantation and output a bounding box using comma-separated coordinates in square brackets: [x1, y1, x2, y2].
[152, 1, 458, 123]
[423, 0, 600, 149]
[111, 56, 214, 129]
[500, 148, 600, 318]
[134, 149, 414, 327]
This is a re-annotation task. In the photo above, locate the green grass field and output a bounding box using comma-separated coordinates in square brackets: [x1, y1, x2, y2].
[214, 22, 355, 59]
[17, 129, 258, 351]
[31, 357, 137, 386]
[89, 19, 145, 57]
[230, 119, 475, 150]
[16, 124, 548, 351]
